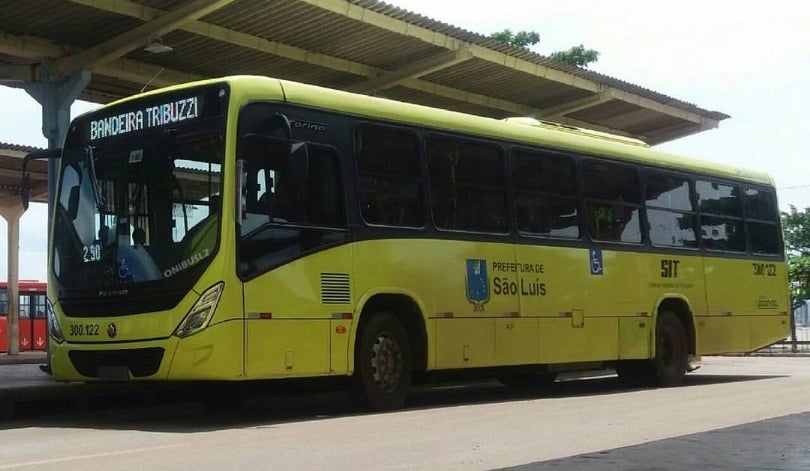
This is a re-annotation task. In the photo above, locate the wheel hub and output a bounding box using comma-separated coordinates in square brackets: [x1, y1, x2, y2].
[371, 332, 402, 392]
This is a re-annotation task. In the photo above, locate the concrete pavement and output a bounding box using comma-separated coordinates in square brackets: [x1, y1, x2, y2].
[502, 412, 810, 470]
[0, 352, 184, 420]
[1, 356, 808, 470]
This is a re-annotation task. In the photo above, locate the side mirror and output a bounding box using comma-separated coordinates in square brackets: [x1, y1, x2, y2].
[21, 148, 61, 210]
[267, 113, 291, 141]
[239, 112, 308, 183]
[241, 133, 289, 169]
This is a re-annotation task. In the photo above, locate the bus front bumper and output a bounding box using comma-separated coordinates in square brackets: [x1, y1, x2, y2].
[49, 319, 244, 382]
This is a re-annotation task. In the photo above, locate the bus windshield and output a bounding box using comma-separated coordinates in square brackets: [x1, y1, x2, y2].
[53, 131, 223, 298]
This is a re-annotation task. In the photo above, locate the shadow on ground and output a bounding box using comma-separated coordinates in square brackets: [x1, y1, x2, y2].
[1, 370, 784, 433]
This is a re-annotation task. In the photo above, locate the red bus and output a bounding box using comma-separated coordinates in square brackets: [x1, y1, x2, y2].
[0, 280, 47, 352]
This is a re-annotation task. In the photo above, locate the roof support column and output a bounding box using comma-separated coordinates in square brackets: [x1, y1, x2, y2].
[5, 61, 90, 358]
[23, 61, 90, 229]
[0, 205, 22, 355]
[24, 60, 91, 149]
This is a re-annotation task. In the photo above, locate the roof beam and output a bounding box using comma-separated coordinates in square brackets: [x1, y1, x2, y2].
[66, 0, 376, 78]
[607, 87, 714, 125]
[347, 46, 473, 94]
[396, 77, 536, 116]
[538, 91, 613, 119]
[0, 64, 35, 83]
[550, 116, 640, 141]
[0, 31, 71, 60]
[62, 0, 539, 116]
[0, 32, 202, 93]
[51, 0, 235, 78]
[1, 28, 531, 117]
[540, 85, 719, 129]
[98, 58, 203, 90]
[646, 121, 717, 145]
[8, 3, 704, 142]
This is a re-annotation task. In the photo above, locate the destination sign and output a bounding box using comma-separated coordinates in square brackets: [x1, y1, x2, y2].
[89, 96, 200, 141]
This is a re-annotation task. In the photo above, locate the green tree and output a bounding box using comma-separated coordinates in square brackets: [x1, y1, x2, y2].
[782, 205, 810, 310]
[489, 29, 541, 49]
[549, 44, 600, 68]
[488, 30, 599, 67]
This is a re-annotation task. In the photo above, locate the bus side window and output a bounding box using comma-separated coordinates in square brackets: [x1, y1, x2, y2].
[427, 136, 507, 233]
[644, 170, 697, 248]
[696, 180, 745, 252]
[355, 126, 423, 227]
[237, 145, 347, 279]
[513, 150, 580, 239]
[744, 188, 780, 254]
[583, 160, 642, 244]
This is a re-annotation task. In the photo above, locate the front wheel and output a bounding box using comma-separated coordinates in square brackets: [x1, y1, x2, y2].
[352, 313, 412, 411]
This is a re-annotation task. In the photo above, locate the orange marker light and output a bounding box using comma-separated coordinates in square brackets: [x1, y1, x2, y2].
[335, 325, 347, 334]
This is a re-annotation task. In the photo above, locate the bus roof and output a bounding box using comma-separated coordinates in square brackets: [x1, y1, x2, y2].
[95, 75, 776, 187]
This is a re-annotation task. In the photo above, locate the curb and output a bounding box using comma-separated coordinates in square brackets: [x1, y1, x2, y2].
[0, 354, 47, 366]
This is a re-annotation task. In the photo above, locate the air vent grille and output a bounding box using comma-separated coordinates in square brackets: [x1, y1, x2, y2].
[321, 272, 351, 304]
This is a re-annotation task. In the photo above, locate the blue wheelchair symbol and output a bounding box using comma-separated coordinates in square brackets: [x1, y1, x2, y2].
[590, 249, 604, 275]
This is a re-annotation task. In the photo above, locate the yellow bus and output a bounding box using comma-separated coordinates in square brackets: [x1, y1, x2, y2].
[29, 76, 789, 410]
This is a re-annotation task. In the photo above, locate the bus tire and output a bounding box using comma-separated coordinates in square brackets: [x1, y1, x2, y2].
[352, 312, 412, 411]
[651, 310, 688, 386]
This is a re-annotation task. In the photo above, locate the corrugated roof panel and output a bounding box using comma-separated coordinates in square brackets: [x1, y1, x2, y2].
[127, 31, 364, 89]
[0, 0, 729, 144]
[0, 143, 41, 153]
[348, 0, 730, 118]
[423, 58, 594, 111]
[0, 0, 140, 50]
[207, 0, 447, 70]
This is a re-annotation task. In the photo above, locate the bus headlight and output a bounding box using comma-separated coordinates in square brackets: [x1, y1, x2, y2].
[174, 282, 224, 338]
[46, 297, 64, 344]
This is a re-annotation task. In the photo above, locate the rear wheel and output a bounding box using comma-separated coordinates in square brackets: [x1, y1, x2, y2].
[352, 313, 412, 411]
[651, 311, 688, 386]
[616, 311, 688, 387]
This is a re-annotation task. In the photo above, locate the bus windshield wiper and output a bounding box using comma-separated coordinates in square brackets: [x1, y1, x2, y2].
[86, 146, 105, 210]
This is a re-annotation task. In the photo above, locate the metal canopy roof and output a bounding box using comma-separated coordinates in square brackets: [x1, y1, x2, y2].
[0, 143, 45, 205]
[0, 0, 728, 145]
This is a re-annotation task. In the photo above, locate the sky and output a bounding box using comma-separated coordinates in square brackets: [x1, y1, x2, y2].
[1, 0, 809, 281]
